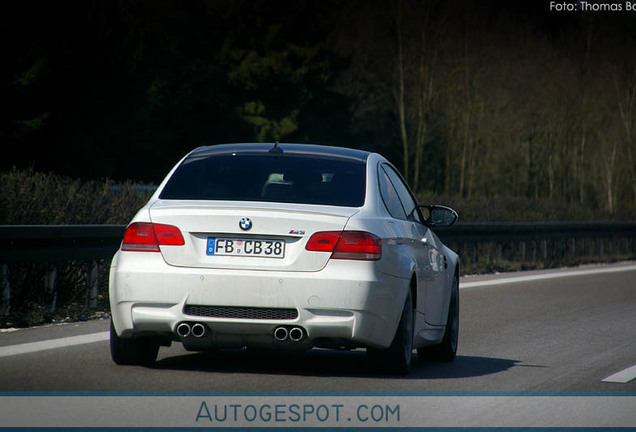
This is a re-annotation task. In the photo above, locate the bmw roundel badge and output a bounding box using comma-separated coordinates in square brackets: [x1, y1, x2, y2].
[239, 217, 252, 231]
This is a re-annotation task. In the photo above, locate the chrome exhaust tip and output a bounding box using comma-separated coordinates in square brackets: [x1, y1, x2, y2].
[274, 326, 289, 341]
[289, 327, 305, 342]
[176, 323, 191, 338]
[191, 323, 207, 338]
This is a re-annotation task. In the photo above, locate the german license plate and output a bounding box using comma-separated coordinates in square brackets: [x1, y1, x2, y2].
[206, 237, 285, 258]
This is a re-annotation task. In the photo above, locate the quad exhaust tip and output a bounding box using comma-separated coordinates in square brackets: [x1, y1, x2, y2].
[289, 327, 304, 342]
[179, 323, 303, 341]
[191, 323, 207, 338]
[274, 326, 288, 341]
[176, 322, 208, 338]
[274, 326, 305, 342]
[176, 322, 191, 338]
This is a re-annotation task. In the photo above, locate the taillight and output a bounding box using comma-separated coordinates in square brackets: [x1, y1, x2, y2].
[305, 231, 341, 252]
[121, 222, 185, 252]
[306, 231, 381, 261]
[333, 231, 382, 260]
[153, 223, 186, 245]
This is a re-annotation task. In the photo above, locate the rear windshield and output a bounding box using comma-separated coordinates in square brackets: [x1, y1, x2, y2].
[159, 154, 366, 207]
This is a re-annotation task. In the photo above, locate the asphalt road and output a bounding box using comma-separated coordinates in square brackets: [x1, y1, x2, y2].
[1, 262, 635, 393]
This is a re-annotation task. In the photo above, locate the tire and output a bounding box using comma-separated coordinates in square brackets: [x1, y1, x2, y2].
[110, 320, 159, 366]
[368, 290, 414, 375]
[417, 273, 459, 362]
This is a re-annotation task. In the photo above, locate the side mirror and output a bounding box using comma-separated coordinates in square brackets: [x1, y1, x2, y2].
[420, 205, 458, 228]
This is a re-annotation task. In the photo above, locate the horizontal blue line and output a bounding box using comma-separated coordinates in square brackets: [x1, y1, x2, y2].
[1, 391, 635, 397]
[0, 428, 635, 432]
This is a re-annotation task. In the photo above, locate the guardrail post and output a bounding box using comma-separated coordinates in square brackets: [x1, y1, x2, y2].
[44, 265, 58, 312]
[541, 240, 548, 262]
[1, 264, 9, 315]
[86, 260, 99, 308]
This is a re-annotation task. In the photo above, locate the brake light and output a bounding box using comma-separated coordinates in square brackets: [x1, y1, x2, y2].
[306, 231, 381, 261]
[121, 222, 185, 252]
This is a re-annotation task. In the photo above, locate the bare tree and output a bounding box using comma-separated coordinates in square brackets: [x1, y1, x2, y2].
[395, 0, 409, 182]
[614, 67, 636, 209]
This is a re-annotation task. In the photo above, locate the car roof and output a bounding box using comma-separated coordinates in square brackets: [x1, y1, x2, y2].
[188, 143, 370, 163]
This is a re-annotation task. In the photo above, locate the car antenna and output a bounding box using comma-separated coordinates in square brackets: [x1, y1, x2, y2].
[269, 141, 284, 155]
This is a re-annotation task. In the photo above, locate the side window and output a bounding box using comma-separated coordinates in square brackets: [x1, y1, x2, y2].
[379, 167, 407, 220]
[382, 165, 422, 224]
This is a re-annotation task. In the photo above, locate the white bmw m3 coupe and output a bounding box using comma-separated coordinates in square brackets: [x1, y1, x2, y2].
[109, 143, 459, 374]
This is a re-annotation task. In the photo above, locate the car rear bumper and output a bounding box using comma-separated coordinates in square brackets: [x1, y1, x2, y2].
[109, 252, 409, 349]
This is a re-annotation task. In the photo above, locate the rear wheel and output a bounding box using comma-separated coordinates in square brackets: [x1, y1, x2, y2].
[110, 320, 159, 366]
[368, 290, 414, 375]
[418, 273, 459, 362]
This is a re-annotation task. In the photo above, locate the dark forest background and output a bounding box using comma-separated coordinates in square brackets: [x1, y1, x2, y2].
[3, 0, 636, 220]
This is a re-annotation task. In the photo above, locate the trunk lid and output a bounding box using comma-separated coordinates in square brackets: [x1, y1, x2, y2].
[148, 200, 358, 271]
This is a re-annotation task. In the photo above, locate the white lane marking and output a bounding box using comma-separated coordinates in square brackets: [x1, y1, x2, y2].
[602, 365, 636, 383]
[0, 332, 109, 358]
[460, 264, 636, 289]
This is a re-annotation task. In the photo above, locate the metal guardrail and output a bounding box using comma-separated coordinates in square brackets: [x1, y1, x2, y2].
[435, 222, 636, 271]
[1, 222, 636, 263]
[0, 223, 635, 314]
[0, 225, 125, 263]
[0, 225, 124, 311]
[434, 221, 636, 243]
